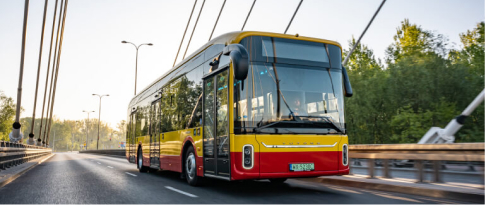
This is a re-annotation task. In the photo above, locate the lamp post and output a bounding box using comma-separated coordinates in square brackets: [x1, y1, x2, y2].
[82, 110, 94, 150]
[121, 41, 153, 95]
[92, 94, 109, 150]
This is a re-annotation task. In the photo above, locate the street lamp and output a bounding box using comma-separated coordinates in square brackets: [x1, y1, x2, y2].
[82, 110, 95, 150]
[92, 94, 109, 150]
[121, 41, 153, 95]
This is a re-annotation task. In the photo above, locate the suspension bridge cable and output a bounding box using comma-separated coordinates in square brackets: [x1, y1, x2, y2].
[28, 0, 49, 144]
[46, 0, 69, 145]
[182, 0, 206, 60]
[37, 0, 59, 145]
[241, 0, 256, 31]
[43, 0, 64, 145]
[208, 0, 226, 41]
[173, 0, 198, 67]
[342, 0, 386, 66]
[12, 0, 30, 142]
[284, 0, 303, 34]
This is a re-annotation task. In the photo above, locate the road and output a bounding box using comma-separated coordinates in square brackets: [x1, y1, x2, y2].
[0, 153, 469, 204]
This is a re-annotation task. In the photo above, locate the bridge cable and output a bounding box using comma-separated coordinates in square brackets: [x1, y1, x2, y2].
[173, 0, 197, 67]
[37, 0, 59, 145]
[182, 0, 206, 60]
[28, 0, 49, 144]
[342, 0, 386, 66]
[208, 0, 226, 41]
[12, 0, 29, 142]
[241, 0, 256, 31]
[42, 0, 64, 145]
[284, 0, 303, 34]
[46, 0, 68, 145]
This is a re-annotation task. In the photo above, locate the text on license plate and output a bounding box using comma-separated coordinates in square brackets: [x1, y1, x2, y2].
[289, 163, 314, 171]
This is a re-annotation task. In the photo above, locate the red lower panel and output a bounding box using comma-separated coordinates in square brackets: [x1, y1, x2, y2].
[260, 151, 340, 173]
[231, 151, 344, 180]
[160, 155, 182, 172]
[231, 152, 260, 180]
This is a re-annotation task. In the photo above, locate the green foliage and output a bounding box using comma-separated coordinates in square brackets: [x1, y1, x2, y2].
[345, 19, 484, 144]
[0, 91, 16, 141]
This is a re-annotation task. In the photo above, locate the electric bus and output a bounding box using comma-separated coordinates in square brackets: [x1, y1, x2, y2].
[126, 31, 353, 186]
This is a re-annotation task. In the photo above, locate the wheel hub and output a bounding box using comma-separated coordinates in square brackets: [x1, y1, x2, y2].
[185, 153, 196, 179]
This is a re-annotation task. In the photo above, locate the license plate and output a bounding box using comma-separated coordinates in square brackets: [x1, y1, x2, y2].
[289, 163, 314, 171]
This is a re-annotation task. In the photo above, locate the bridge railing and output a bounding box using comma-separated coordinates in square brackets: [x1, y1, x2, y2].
[349, 143, 484, 183]
[0, 141, 52, 172]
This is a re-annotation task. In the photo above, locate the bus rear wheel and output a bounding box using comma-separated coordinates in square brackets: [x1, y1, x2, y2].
[185, 146, 201, 186]
[137, 149, 149, 173]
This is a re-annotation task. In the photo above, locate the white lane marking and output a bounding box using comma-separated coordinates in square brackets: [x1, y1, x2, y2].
[97, 162, 101, 164]
[165, 186, 198, 198]
[107, 166, 114, 169]
[125, 172, 137, 177]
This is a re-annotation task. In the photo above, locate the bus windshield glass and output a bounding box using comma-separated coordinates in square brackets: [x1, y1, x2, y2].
[235, 36, 345, 134]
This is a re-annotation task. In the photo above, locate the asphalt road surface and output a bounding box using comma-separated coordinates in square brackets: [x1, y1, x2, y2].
[0, 153, 470, 204]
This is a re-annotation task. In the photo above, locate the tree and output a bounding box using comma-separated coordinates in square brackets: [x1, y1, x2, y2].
[345, 19, 483, 144]
[0, 91, 16, 141]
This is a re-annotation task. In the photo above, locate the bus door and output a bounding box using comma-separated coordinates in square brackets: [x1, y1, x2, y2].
[203, 68, 230, 179]
[129, 112, 136, 163]
[150, 99, 161, 169]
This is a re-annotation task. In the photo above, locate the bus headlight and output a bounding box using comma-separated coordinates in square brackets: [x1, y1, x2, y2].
[342, 144, 348, 166]
[243, 145, 253, 169]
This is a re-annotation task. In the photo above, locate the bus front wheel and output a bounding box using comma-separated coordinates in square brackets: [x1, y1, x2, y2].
[185, 146, 201, 186]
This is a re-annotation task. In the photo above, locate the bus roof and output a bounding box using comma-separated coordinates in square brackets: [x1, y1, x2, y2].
[129, 31, 341, 105]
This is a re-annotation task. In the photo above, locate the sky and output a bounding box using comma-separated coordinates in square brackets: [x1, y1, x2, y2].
[0, 0, 483, 131]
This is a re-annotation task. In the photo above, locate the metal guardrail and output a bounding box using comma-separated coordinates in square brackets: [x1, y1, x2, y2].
[349, 143, 485, 183]
[79, 149, 125, 157]
[0, 141, 52, 172]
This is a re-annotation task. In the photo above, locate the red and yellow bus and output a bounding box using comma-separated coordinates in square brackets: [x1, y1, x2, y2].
[126, 31, 353, 186]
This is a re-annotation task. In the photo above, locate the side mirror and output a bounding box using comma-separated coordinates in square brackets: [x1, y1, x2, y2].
[223, 44, 249, 81]
[342, 66, 353, 97]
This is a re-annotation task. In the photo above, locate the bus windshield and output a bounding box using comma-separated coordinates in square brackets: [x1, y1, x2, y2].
[234, 36, 345, 135]
[234, 62, 345, 134]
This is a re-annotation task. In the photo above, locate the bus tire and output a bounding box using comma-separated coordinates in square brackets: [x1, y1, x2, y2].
[269, 178, 287, 184]
[137, 148, 149, 173]
[184, 146, 201, 186]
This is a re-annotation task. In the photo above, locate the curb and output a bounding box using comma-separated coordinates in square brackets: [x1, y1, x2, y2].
[297, 177, 484, 203]
[0, 153, 55, 188]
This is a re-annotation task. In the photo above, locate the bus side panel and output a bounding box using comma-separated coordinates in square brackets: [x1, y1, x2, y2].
[160, 130, 183, 172]
[159, 128, 202, 173]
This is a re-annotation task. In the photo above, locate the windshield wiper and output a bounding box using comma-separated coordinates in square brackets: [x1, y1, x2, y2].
[301, 116, 343, 133]
[254, 120, 295, 133]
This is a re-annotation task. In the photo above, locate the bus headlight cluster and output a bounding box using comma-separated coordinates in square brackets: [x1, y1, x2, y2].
[342, 144, 348, 166]
[243, 145, 253, 169]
